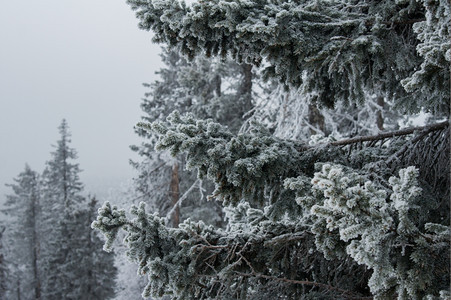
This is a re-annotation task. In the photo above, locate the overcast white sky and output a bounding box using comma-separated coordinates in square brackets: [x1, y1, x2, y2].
[0, 0, 165, 202]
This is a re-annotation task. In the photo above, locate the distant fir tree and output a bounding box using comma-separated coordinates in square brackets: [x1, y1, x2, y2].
[39, 119, 85, 299]
[95, 1, 450, 299]
[3, 165, 41, 299]
[40, 120, 116, 299]
[41, 119, 84, 213]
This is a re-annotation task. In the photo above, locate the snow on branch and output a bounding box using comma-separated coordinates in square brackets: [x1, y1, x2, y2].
[329, 121, 449, 147]
[165, 179, 200, 219]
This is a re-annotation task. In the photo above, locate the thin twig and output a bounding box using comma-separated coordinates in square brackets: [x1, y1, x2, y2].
[232, 242, 372, 299]
[165, 179, 200, 219]
[234, 270, 372, 300]
[264, 232, 310, 246]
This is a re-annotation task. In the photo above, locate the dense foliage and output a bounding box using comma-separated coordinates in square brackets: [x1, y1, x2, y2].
[130, 47, 256, 231]
[94, 0, 449, 299]
[127, 0, 449, 113]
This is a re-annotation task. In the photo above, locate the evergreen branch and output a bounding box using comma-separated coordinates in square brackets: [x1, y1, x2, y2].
[362, 18, 427, 27]
[385, 126, 437, 166]
[263, 232, 311, 246]
[329, 121, 449, 146]
[235, 269, 372, 300]
[381, 18, 426, 25]
[127, 0, 449, 111]
[232, 239, 371, 299]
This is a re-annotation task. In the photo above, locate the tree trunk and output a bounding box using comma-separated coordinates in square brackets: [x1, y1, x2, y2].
[16, 278, 21, 300]
[214, 74, 221, 98]
[308, 103, 325, 134]
[170, 163, 180, 227]
[239, 64, 253, 114]
[86, 198, 96, 298]
[31, 192, 41, 300]
[376, 96, 385, 131]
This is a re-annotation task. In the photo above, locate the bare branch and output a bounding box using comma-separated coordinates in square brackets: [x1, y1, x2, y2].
[165, 179, 200, 219]
[330, 121, 449, 146]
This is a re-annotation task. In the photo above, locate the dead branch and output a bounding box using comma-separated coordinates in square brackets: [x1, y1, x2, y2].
[165, 179, 200, 219]
[330, 121, 449, 147]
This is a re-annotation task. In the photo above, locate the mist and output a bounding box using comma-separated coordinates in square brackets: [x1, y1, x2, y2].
[0, 0, 164, 203]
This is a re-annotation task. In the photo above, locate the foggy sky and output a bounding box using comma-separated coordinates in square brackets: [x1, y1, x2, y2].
[0, 0, 165, 203]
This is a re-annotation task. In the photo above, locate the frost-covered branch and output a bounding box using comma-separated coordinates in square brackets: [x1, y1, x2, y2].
[165, 179, 200, 219]
[127, 0, 449, 113]
[330, 120, 449, 146]
[97, 112, 449, 298]
[93, 201, 371, 299]
[287, 164, 450, 298]
[142, 113, 448, 199]
[140, 111, 305, 207]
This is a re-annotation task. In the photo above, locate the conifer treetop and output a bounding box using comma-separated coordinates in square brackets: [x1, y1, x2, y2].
[42, 119, 84, 210]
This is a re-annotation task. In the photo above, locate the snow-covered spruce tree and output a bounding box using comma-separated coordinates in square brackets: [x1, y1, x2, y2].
[130, 47, 256, 228]
[39, 120, 117, 299]
[41, 119, 84, 214]
[126, 0, 449, 114]
[39, 119, 85, 299]
[93, 0, 449, 299]
[3, 165, 42, 299]
[94, 113, 449, 299]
